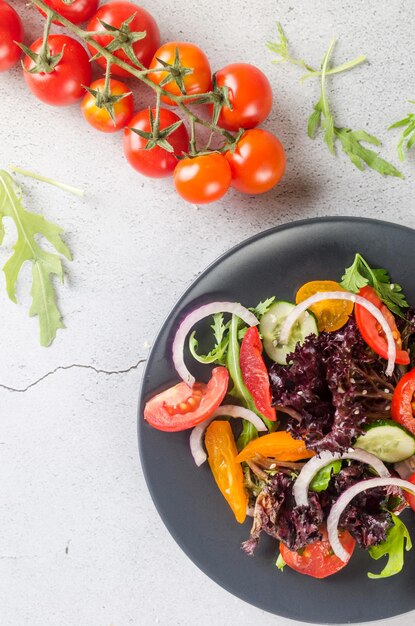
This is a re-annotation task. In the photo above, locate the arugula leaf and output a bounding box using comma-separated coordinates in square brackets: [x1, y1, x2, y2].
[340, 253, 408, 317]
[309, 460, 341, 492]
[276, 552, 286, 571]
[250, 296, 276, 317]
[368, 513, 412, 579]
[268, 27, 403, 178]
[0, 170, 72, 346]
[188, 313, 230, 365]
[388, 102, 415, 161]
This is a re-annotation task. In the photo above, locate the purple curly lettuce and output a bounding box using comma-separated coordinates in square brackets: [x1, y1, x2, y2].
[243, 464, 404, 555]
[242, 473, 323, 555]
[269, 318, 398, 453]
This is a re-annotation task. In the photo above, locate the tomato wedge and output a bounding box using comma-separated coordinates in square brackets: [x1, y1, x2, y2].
[144, 367, 229, 431]
[355, 286, 409, 365]
[205, 420, 247, 523]
[235, 431, 314, 463]
[295, 280, 353, 332]
[280, 527, 355, 578]
[240, 326, 276, 421]
[404, 471, 415, 511]
[391, 367, 415, 435]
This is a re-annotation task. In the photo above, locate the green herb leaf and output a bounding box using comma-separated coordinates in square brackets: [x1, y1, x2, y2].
[276, 552, 286, 571]
[388, 103, 415, 161]
[0, 170, 72, 346]
[340, 253, 408, 317]
[309, 460, 341, 492]
[335, 128, 403, 178]
[250, 296, 276, 318]
[368, 513, 412, 579]
[188, 313, 230, 365]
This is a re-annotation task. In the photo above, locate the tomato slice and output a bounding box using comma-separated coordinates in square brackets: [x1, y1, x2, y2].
[391, 367, 415, 435]
[295, 280, 354, 332]
[404, 471, 415, 511]
[355, 286, 410, 365]
[280, 527, 355, 578]
[239, 327, 276, 421]
[205, 420, 247, 523]
[144, 367, 229, 432]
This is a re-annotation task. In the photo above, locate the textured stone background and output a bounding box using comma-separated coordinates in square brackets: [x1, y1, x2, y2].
[1, 0, 415, 624]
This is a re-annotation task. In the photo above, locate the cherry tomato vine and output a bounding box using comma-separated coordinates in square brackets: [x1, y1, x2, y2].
[5, 0, 287, 204]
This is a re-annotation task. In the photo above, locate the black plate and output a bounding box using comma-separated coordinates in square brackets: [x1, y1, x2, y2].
[138, 217, 415, 624]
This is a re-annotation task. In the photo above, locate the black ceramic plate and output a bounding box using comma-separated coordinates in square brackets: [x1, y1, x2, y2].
[138, 217, 415, 624]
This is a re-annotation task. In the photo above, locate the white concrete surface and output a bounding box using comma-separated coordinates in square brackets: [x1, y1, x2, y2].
[1, 0, 415, 624]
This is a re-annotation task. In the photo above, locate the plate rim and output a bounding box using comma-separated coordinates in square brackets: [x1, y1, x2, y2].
[138, 216, 415, 623]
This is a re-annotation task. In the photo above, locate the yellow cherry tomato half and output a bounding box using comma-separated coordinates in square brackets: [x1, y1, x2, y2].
[295, 280, 354, 332]
[205, 420, 247, 523]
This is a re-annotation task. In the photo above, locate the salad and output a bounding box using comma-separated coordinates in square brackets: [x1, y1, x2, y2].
[143, 253, 415, 580]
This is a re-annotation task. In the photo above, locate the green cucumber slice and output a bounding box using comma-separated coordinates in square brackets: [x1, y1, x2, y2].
[259, 300, 318, 365]
[355, 420, 415, 463]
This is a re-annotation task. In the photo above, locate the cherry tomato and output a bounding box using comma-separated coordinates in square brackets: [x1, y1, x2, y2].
[37, 0, 99, 25]
[211, 63, 272, 131]
[240, 327, 276, 421]
[144, 367, 229, 432]
[0, 1, 23, 73]
[81, 78, 133, 132]
[174, 153, 231, 204]
[296, 280, 354, 332]
[404, 471, 415, 511]
[205, 420, 247, 523]
[23, 35, 91, 106]
[235, 431, 314, 463]
[355, 285, 410, 365]
[123, 108, 189, 178]
[391, 368, 415, 435]
[148, 42, 211, 106]
[280, 527, 355, 578]
[87, 1, 160, 76]
[225, 129, 285, 195]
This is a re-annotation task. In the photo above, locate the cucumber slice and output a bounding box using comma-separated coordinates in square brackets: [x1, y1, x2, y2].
[259, 300, 318, 364]
[355, 420, 415, 463]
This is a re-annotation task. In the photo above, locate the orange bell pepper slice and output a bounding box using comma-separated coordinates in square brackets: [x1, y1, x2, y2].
[235, 431, 315, 463]
[205, 420, 248, 524]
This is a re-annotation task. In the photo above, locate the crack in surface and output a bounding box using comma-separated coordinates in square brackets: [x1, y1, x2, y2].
[0, 358, 146, 393]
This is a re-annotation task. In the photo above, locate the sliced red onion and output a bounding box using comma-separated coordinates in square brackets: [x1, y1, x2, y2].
[327, 477, 415, 561]
[190, 405, 266, 466]
[395, 455, 415, 479]
[293, 449, 390, 507]
[279, 292, 396, 376]
[172, 302, 259, 386]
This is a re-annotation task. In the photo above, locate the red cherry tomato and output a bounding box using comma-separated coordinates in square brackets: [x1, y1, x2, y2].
[81, 78, 133, 132]
[280, 527, 355, 579]
[87, 1, 160, 76]
[144, 367, 229, 432]
[37, 0, 99, 25]
[225, 129, 286, 194]
[240, 327, 276, 422]
[211, 63, 272, 131]
[355, 285, 410, 365]
[23, 35, 91, 106]
[148, 42, 211, 106]
[391, 368, 415, 435]
[174, 153, 231, 204]
[0, 1, 23, 73]
[404, 471, 415, 511]
[123, 108, 189, 178]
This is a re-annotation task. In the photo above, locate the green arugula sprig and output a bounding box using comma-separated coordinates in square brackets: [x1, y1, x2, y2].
[340, 253, 408, 317]
[268, 24, 403, 178]
[368, 513, 412, 579]
[0, 170, 72, 346]
[388, 101, 415, 161]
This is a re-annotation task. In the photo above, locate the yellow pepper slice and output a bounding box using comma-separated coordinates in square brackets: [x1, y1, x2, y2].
[205, 420, 248, 524]
[235, 431, 315, 463]
[295, 280, 354, 332]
